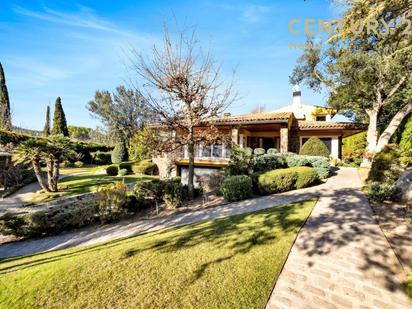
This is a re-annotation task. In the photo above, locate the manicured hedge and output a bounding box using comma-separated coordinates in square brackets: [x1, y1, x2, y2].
[220, 175, 252, 202]
[250, 154, 286, 172]
[258, 166, 318, 194]
[106, 165, 119, 176]
[368, 145, 403, 183]
[299, 137, 330, 158]
[284, 154, 330, 179]
[132, 159, 158, 175]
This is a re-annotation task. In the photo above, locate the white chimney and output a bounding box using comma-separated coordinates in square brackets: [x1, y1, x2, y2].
[292, 84, 301, 106]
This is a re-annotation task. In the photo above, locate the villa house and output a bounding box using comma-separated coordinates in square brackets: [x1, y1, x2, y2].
[154, 86, 367, 183]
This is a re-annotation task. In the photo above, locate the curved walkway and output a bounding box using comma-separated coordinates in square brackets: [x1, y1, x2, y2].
[1, 168, 410, 307]
[266, 168, 411, 308]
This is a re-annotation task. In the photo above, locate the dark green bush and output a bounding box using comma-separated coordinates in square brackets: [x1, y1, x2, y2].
[258, 166, 318, 194]
[132, 159, 158, 175]
[163, 180, 185, 208]
[220, 175, 252, 202]
[106, 165, 119, 176]
[294, 167, 318, 189]
[299, 137, 330, 157]
[119, 162, 133, 173]
[369, 145, 403, 183]
[0, 202, 98, 237]
[251, 171, 264, 195]
[258, 168, 297, 194]
[118, 168, 128, 176]
[91, 151, 112, 165]
[224, 145, 252, 176]
[368, 182, 395, 202]
[251, 154, 286, 172]
[111, 142, 127, 164]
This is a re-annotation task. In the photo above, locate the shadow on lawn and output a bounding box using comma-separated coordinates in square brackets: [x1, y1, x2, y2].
[0, 168, 407, 295]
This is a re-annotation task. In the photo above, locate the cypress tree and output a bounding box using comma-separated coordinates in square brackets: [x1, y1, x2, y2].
[51, 97, 69, 136]
[43, 105, 51, 136]
[0, 62, 12, 131]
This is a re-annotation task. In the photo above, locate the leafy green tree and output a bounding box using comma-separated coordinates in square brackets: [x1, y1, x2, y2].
[87, 86, 148, 152]
[290, 0, 412, 159]
[128, 126, 158, 162]
[0, 62, 12, 131]
[400, 114, 412, 151]
[43, 106, 50, 136]
[51, 97, 69, 136]
[68, 126, 92, 141]
[13, 139, 49, 192]
[300, 137, 330, 158]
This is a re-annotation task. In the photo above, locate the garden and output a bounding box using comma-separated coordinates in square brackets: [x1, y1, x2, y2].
[0, 199, 316, 309]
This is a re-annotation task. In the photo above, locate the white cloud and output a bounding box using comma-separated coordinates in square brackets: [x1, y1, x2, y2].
[242, 5, 272, 24]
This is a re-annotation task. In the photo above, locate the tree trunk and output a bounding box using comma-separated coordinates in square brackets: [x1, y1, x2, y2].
[46, 159, 54, 191]
[52, 159, 60, 192]
[376, 102, 412, 152]
[32, 157, 50, 192]
[187, 141, 195, 200]
[366, 108, 379, 153]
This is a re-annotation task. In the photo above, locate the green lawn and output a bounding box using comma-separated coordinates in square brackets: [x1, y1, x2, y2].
[0, 199, 316, 309]
[30, 172, 156, 203]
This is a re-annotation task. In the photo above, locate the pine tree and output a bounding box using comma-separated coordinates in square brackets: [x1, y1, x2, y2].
[43, 105, 51, 136]
[0, 62, 12, 131]
[51, 97, 69, 136]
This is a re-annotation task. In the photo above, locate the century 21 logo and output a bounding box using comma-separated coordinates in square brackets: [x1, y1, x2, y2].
[288, 17, 412, 35]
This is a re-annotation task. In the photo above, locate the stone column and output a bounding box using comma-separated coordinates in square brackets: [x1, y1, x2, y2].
[231, 128, 239, 146]
[280, 127, 289, 153]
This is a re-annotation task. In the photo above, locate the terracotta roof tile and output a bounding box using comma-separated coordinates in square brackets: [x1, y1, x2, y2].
[296, 121, 368, 130]
[212, 112, 292, 124]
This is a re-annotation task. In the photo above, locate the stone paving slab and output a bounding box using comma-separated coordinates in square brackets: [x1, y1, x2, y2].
[266, 168, 412, 309]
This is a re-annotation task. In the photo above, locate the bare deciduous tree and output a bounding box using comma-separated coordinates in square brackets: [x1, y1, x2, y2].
[130, 26, 236, 198]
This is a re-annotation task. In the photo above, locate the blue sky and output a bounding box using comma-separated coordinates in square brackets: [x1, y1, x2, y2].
[0, 0, 342, 130]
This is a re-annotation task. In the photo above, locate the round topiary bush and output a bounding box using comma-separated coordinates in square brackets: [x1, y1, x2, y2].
[118, 168, 128, 176]
[119, 162, 133, 173]
[267, 148, 279, 155]
[74, 161, 84, 168]
[299, 137, 330, 158]
[111, 142, 127, 164]
[253, 148, 265, 156]
[106, 165, 119, 176]
[293, 166, 318, 189]
[132, 160, 158, 175]
[220, 175, 252, 202]
[251, 154, 286, 172]
[369, 145, 403, 183]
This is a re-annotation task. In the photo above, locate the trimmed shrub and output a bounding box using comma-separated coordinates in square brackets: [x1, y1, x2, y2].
[91, 151, 112, 165]
[95, 182, 128, 223]
[74, 161, 84, 168]
[300, 137, 330, 157]
[251, 171, 264, 195]
[285, 154, 330, 179]
[132, 159, 158, 175]
[258, 166, 318, 194]
[119, 162, 133, 173]
[251, 154, 286, 172]
[0, 202, 98, 237]
[400, 150, 412, 168]
[294, 167, 318, 189]
[111, 142, 127, 164]
[163, 180, 185, 208]
[106, 165, 119, 176]
[253, 148, 265, 156]
[369, 145, 403, 183]
[220, 175, 252, 202]
[267, 148, 279, 155]
[368, 182, 395, 202]
[59, 160, 72, 168]
[118, 168, 128, 176]
[342, 132, 367, 165]
[201, 171, 225, 195]
[224, 145, 252, 176]
[258, 168, 297, 194]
